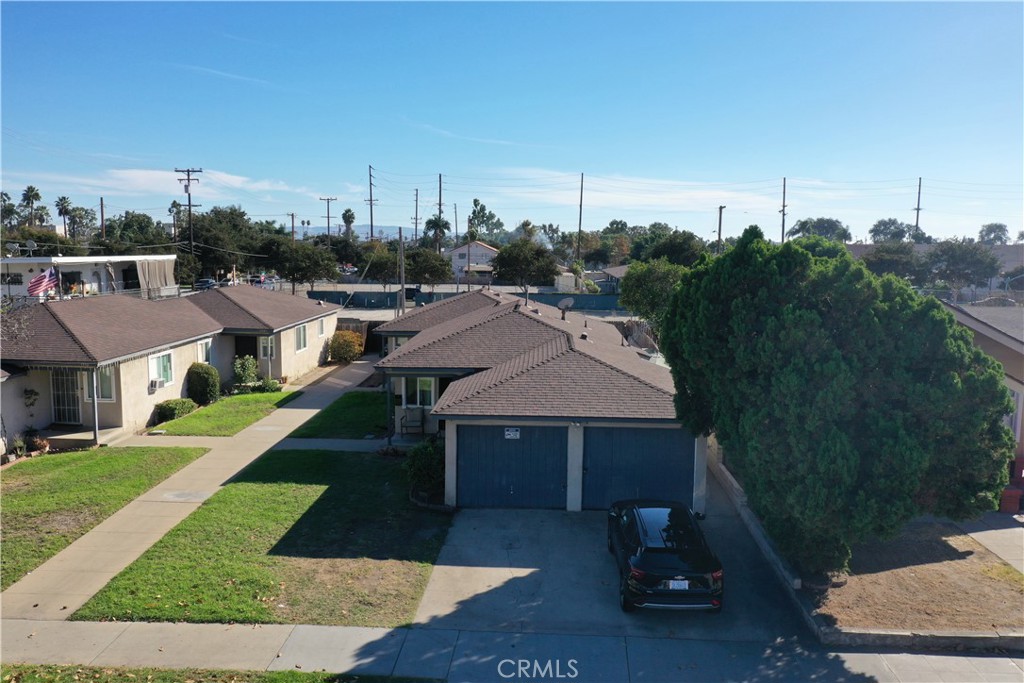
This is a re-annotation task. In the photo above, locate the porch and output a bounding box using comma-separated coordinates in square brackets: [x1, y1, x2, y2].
[39, 425, 127, 450]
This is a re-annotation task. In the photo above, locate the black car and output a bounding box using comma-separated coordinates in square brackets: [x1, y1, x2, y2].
[194, 278, 218, 291]
[607, 499, 723, 613]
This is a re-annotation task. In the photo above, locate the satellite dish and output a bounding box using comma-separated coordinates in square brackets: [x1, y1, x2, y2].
[25, 239, 37, 250]
[5, 242, 19, 255]
[557, 297, 575, 311]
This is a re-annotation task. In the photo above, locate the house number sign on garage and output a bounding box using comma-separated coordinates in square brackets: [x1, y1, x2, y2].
[504, 427, 520, 440]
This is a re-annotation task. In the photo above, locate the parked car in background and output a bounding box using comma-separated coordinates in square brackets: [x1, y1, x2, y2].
[195, 278, 218, 291]
[218, 278, 238, 287]
[607, 499, 723, 613]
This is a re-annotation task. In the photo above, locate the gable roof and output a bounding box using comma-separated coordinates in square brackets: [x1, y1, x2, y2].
[183, 286, 340, 334]
[450, 240, 500, 254]
[1, 295, 222, 367]
[374, 289, 508, 336]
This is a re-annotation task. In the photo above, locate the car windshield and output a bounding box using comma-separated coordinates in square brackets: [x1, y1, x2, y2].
[640, 508, 702, 552]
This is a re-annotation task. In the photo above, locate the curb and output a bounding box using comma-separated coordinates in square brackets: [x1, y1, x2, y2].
[708, 453, 1024, 654]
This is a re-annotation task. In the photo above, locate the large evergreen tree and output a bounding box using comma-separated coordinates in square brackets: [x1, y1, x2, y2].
[662, 226, 1013, 573]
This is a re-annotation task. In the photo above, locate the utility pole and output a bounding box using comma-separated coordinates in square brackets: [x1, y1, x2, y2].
[320, 196, 336, 245]
[366, 166, 378, 240]
[287, 213, 296, 242]
[717, 205, 726, 255]
[575, 173, 584, 263]
[779, 177, 788, 243]
[436, 174, 443, 220]
[913, 177, 923, 230]
[176, 168, 203, 254]
[398, 226, 406, 316]
[411, 189, 420, 241]
[454, 203, 459, 293]
[100, 197, 106, 240]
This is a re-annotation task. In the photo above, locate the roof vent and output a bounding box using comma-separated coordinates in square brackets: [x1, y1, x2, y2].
[530, 307, 540, 315]
[580, 331, 589, 341]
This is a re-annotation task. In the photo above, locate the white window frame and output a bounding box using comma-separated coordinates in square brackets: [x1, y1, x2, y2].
[403, 377, 435, 408]
[296, 324, 308, 352]
[197, 338, 213, 364]
[84, 366, 116, 402]
[318, 318, 325, 337]
[260, 336, 276, 360]
[149, 351, 174, 385]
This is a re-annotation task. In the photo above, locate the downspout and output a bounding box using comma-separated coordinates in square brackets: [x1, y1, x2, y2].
[91, 368, 100, 446]
[385, 375, 393, 447]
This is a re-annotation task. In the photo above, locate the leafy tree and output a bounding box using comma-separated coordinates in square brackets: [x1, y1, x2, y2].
[405, 247, 451, 289]
[64, 206, 95, 242]
[468, 199, 505, 242]
[978, 223, 1009, 246]
[492, 238, 560, 294]
[602, 219, 628, 235]
[869, 218, 913, 243]
[860, 241, 922, 283]
[425, 214, 450, 254]
[54, 196, 72, 238]
[341, 208, 356, 239]
[537, 223, 561, 245]
[923, 239, 1001, 300]
[786, 217, 852, 242]
[278, 241, 337, 291]
[619, 258, 687, 340]
[583, 245, 611, 268]
[20, 186, 40, 227]
[1001, 265, 1024, 291]
[4, 226, 85, 256]
[512, 219, 537, 242]
[1, 192, 18, 229]
[361, 240, 398, 288]
[662, 226, 1013, 574]
[644, 230, 707, 266]
[629, 222, 674, 261]
[1017, 230, 1024, 244]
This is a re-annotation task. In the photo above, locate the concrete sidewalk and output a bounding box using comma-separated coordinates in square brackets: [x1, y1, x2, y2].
[3, 618, 1022, 682]
[0, 357, 379, 622]
[956, 512, 1024, 574]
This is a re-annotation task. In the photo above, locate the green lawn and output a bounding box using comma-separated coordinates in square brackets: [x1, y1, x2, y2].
[289, 391, 387, 438]
[0, 664, 435, 683]
[0, 447, 209, 591]
[73, 449, 450, 627]
[155, 391, 301, 436]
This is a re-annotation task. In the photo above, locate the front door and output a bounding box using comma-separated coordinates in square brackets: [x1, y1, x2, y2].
[51, 368, 81, 424]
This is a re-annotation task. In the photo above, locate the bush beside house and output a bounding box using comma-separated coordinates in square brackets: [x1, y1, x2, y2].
[330, 330, 364, 363]
[155, 398, 198, 423]
[186, 363, 220, 405]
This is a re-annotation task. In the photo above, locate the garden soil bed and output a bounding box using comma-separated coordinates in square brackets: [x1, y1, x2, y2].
[810, 518, 1024, 632]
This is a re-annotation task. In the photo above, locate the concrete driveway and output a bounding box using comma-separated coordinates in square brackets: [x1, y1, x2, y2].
[414, 475, 809, 641]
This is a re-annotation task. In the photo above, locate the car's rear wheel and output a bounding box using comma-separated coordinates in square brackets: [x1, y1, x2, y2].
[606, 534, 614, 554]
[619, 576, 635, 613]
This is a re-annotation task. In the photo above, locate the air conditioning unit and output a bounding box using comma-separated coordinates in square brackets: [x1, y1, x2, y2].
[148, 378, 165, 393]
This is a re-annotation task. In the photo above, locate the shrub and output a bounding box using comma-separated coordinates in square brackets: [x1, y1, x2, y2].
[256, 377, 281, 393]
[186, 362, 220, 405]
[233, 355, 259, 386]
[403, 436, 445, 499]
[329, 330, 364, 363]
[155, 398, 198, 423]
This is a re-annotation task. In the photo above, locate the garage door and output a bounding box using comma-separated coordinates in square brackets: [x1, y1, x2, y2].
[457, 425, 567, 508]
[582, 427, 694, 510]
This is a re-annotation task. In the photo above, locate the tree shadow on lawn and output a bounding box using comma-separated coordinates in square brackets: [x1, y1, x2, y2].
[840, 517, 975, 577]
[229, 449, 449, 562]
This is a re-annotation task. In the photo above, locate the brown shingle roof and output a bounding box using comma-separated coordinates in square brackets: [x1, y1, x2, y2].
[373, 289, 507, 335]
[1, 296, 222, 366]
[432, 334, 677, 420]
[183, 286, 340, 333]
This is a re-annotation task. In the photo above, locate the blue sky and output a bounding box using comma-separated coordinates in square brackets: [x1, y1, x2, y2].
[3, 1, 1022, 243]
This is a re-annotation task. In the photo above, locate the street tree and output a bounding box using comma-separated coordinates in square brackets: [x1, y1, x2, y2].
[342, 208, 356, 239]
[362, 240, 398, 289]
[786, 217, 852, 242]
[425, 214, 450, 254]
[923, 239, 1001, 300]
[869, 218, 912, 243]
[644, 230, 707, 266]
[55, 196, 72, 238]
[619, 258, 688, 340]
[405, 247, 452, 289]
[662, 226, 1013, 573]
[492, 238, 560, 295]
[978, 223, 1009, 245]
[278, 241, 337, 292]
[468, 199, 504, 242]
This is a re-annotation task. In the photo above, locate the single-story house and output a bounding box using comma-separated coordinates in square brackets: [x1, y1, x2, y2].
[942, 301, 1024, 511]
[446, 240, 499, 283]
[374, 288, 512, 355]
[375, 290, 705, 513]
[1, 288, 340, 449]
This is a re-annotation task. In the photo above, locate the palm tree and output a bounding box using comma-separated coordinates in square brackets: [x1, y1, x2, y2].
[21, 186, 41, 227]
[55, 196, 72, 238]
[341, 208, 356, 239]
[425, 214, 450, 254]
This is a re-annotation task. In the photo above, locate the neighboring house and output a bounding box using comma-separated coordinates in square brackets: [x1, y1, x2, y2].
[374, 288, 510, 355]
[446, 241, 499, 282]
[602, 264, 630, 294]
[942, 301, 1024, 511]
[0, 287, 341, 450]
[846, 243, 1024, 292]
[0, 254, 178, 302]
[183, 286, 340, 383]
[1, 295, 222, 449]
[375, 290, 705, 513]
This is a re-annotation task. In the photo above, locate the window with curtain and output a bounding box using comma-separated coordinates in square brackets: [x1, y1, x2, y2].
[149, 352, 173, 384]
[84, 366, 115, 401]
[296, 325, 308, 352]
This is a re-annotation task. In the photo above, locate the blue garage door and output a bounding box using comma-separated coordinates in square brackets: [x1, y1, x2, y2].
[457, 425, 567, 508]
[582, 427, 694, 510]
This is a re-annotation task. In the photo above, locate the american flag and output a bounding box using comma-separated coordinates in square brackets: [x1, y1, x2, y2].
[27, 267, 59, 296]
